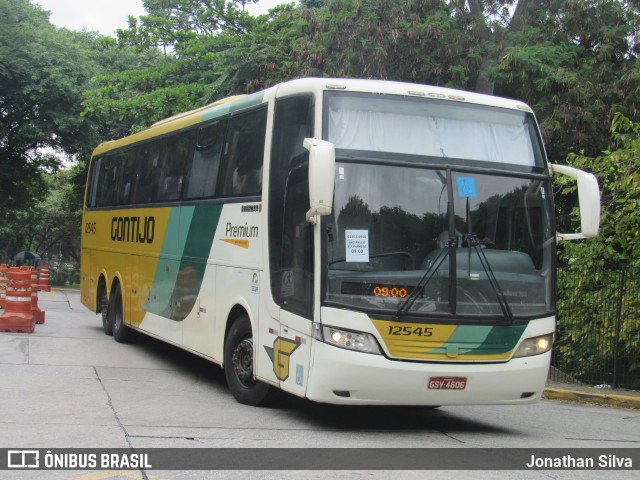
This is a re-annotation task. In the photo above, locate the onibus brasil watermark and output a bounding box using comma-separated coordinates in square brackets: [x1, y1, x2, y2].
[7, 450, 151, 470]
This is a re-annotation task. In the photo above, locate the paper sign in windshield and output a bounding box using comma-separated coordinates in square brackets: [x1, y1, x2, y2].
[346, 230, 369, 262]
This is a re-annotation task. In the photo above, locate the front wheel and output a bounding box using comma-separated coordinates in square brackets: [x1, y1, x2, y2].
[224, 315, 273, 406]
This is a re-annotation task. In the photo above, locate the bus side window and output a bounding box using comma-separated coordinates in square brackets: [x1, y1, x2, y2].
[218, 107, 267, 197]
[86, 156, 102, 208]
[156, 131, 193, 202]
[131, 143, 160, 204]
[114, 148, 136, 206]
[184, 121, 225, 199]
[95, 155, 119, 207]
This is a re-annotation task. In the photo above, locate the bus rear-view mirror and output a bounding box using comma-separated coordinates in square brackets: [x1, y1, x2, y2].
[551, 163, 601, 241]
[303, 138, 335, 224]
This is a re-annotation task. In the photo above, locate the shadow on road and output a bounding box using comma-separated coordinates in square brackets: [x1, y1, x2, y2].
[116, 331, 513, 436]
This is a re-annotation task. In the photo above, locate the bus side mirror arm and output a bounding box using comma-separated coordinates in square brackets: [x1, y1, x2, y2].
[550, 163, 601, 241]
[303, 138, 335, 225]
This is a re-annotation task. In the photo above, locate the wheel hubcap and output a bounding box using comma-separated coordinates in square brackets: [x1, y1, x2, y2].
[232, 338, 254, 385]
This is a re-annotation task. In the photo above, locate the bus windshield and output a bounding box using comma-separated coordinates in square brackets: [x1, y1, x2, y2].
[324, 95, 554, 320]
[325, 92, 545, 167]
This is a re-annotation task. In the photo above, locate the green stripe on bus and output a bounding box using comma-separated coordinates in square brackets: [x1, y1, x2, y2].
[428, 324, 526, 355]
[170, 203, 222, 321]
[143, 204, 222, 321]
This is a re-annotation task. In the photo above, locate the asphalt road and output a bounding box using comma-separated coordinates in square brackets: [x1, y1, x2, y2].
[0, 289, 638, 480]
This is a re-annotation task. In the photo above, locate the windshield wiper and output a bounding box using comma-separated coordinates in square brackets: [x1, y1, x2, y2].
[393, 238, 455, 320]
[462, 193, 514, 323]
[466, 232, 514, 323]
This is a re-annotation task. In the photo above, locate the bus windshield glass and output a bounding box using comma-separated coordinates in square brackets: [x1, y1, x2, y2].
[326, 92, 544, 167]
[324, 94, 554, 320]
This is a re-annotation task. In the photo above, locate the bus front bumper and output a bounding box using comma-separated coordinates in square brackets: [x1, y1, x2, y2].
[306, 340, 550, 406]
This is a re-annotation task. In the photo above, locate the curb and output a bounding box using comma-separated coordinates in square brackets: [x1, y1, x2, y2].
[543, 388, 640, 409]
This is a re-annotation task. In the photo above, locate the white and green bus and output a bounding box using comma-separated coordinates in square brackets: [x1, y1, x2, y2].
[81, 78, 600, 406]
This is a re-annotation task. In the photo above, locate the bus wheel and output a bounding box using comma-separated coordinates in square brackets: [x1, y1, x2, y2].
[100, 289, 112, 336]
[110, 284, 133, 343]
[224, 315, 273, 406]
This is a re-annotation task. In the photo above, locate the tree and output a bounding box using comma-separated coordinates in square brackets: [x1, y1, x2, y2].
[554, 114, 640, 387]
[0, 0, 101, 220]
[83, 0, 299, 138]
[0, 167, 82, 264]
[492, 1, 640, 160]
[292, 0, 640, 161]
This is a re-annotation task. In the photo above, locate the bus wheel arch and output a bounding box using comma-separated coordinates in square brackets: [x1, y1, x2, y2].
[223, 308, 273, 406]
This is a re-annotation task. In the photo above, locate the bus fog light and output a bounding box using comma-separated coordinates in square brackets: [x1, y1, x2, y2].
[313, 323, 381, 355]
[513, 334, 554, 358]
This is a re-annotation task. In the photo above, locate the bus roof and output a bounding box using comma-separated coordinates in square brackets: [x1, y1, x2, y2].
[90, 78, 533, 157]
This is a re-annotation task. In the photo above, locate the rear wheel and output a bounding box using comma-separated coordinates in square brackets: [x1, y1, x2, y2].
[224, 315, 273, 406]
[100, 288, 112, 336]
[110, 284, 133, 343]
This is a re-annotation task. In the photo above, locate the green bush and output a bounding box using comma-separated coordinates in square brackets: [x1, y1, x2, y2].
[48, 265, 80, 286]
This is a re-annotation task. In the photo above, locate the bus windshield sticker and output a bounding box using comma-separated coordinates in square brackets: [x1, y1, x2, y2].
[346, 229, 370, 262]
[456, 176, 477, 198]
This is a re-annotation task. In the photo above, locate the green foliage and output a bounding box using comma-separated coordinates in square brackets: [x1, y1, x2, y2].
[0, 168, 82, 264]
[0, 1, 108, 224]
[291, 0, 477, 86]
[493, 0, 640, 161]
[555, 114, 640, 386]
[49, 264, 81, 287]
[558, 114, 640, 268]
[556, 266, 640, 387]
[82, 0, 301, 140]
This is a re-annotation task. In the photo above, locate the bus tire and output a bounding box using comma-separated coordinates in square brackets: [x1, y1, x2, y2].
[110, 284, 133, 343]
[100, 289, 112, 336]
[224, 314, 273, 406]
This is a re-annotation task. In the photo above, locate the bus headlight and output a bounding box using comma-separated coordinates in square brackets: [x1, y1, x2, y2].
[312, 323, 382, 355]
[513, 333, 554, 358]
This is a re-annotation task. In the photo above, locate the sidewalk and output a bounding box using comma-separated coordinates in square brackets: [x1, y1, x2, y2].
[544, 381, 640, 409]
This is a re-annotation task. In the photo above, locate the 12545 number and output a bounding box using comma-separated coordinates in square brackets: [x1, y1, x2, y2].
[387, 325, 433, 337]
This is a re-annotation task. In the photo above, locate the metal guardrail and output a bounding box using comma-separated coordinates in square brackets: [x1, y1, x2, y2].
[550, 266, 640, 390]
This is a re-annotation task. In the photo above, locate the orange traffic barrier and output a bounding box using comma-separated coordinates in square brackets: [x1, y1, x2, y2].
[38, 264, 51, 292]
[0, 267, 35, 333]
[0, 264, 8, 309]
[23, 266, 45, 324]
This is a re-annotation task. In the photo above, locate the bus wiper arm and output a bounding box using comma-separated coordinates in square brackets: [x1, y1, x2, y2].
[466, 233, 514, 323]
[393, 238, 454, 320]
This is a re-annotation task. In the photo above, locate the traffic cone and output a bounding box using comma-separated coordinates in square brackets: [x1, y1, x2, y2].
[0, 264, 8, 309]
[0, 267, 35, 333]
[38, 264, 51, 292]
[23, 266, 45, 324]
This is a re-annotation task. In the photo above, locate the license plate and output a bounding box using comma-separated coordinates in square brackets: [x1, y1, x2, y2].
[428, 376, 467, 390]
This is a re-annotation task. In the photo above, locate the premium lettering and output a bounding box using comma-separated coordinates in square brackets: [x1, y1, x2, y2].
[111, 216, 155, 244]
[225, 222, 258, 238]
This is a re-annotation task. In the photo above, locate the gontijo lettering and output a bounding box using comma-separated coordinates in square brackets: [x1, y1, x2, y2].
[111, 216, 155, 243]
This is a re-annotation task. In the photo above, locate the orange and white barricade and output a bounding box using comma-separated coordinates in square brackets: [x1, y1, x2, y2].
[22, 266, 45, 324]
[0, 264, 8, 309]
[38, 264, 51, 292]
[0, 267, 35, 333]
